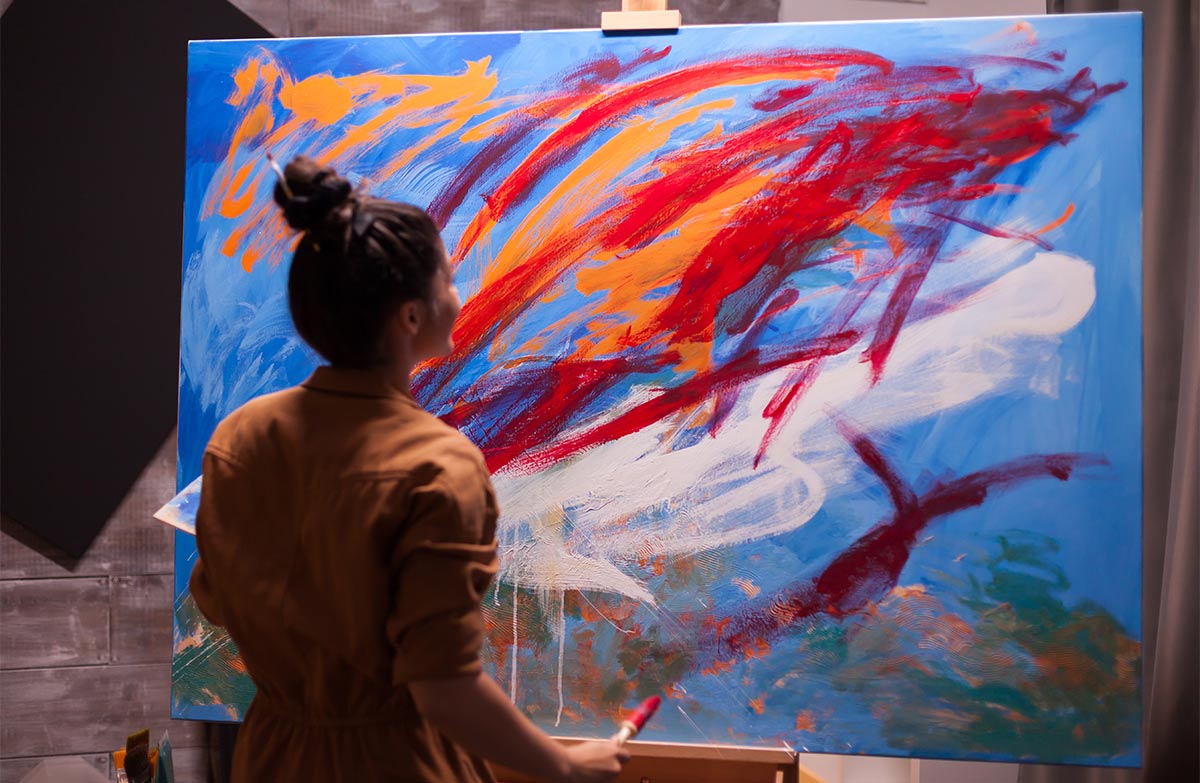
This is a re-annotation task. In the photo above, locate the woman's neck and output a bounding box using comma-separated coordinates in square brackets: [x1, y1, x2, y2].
[378, 354, 416, 398]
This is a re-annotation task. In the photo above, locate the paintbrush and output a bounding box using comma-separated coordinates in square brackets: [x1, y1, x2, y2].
[123, 729, 153, 783]
[612, 695, 662, 745]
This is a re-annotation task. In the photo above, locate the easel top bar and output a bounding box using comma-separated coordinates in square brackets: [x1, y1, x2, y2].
[601, 0, 681, 32]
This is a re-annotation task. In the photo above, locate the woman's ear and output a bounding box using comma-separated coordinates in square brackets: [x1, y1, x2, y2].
[396, 299, 424, 336]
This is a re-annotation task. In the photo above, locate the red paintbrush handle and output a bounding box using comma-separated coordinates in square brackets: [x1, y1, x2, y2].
[613, 695, 662, 744]
[627, 695, 662, 732]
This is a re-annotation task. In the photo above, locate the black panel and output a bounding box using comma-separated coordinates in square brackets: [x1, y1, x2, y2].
[1, 1, 270, 558]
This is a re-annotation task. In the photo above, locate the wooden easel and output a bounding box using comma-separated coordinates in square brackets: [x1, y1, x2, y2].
[493, 737, 827, 783]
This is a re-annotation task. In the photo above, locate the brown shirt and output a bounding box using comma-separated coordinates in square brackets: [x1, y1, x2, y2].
[190, 367, 499, 783]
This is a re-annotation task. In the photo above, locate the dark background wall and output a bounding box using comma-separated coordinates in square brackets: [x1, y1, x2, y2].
[1, 0, 269, 558]
[1, 2, 267, 779]
[230, 0, 780, 37]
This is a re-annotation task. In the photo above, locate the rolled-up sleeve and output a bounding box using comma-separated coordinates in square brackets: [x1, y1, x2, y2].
[188, 555, 225, 628]
[188, 450, 242, 629]
[386, 477, 499, 684]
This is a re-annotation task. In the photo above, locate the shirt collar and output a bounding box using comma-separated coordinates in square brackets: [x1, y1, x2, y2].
[301, 366, 417, 403]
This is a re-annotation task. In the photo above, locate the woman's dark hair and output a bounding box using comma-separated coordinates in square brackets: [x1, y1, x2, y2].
[273, 155, 444, 368]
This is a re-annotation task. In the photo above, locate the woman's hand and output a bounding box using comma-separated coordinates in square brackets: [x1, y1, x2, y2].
[556, 740, 631, 782]
[410, 672, 630, 782]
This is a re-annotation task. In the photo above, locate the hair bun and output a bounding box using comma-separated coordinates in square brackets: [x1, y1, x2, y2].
[273, 155, 353, 232]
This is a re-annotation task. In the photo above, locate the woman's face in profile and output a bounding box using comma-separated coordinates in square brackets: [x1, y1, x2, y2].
[417, 242, 462, 360]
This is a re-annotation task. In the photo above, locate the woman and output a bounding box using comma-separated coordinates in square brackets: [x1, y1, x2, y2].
[189, 156, 630, 782]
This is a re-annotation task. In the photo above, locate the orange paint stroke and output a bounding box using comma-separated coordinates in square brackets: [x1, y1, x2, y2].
[1035, 202, 1075, 234]
[375, 59, 501, 182]
[209, 56, 502, 269]
[490, 99, 732, 293]
[703, 615, 733, 640]
[229, 55, 282, 106]
[452, 62, 853, 265]
[701, 658, 736, 677]
[320, 59, 498, 169]
[278, 72, 354, 125]
[486, 100, 736, 361]
[207, 101, 276, 220]
[457, 88, 574, 146]
[1010, 21, 1038, 45]
[219, 166, 267, 219]
[570, 173, 770, 369]
[205, 55, 290, 220]
[731, 577, 762, 599]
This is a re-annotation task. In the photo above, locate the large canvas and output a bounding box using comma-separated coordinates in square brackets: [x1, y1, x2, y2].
[173, 16, 1142, 766]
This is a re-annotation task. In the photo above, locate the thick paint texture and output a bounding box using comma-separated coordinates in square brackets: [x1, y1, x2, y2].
[174, 16, 1143, 766]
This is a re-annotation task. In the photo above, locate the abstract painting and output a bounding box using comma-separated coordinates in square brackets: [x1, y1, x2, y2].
[174, 15, 1142, 766]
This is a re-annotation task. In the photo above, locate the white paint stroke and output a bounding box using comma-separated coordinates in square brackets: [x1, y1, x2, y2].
[510, 574, 519, 703]
[555, 590, 565, 728]
[492, 250, 1097, 602]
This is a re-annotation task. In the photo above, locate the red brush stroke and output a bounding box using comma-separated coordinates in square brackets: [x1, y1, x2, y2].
[418, 101, 841, 402]
[483, 330, 860, 475]
[859, 225, 947, 385]
[427, 92, 584, 229]
[450, 50, 894, 263]
[755, 278, 884, 467]
[428, 47, 672, 228]
[415, 52, 1124, 475]
[703, 287, 804, 439]
[706, 421, 1108, 664]
[751, 83, 820, 112]
[444, 352, 678, 474]
[741, 66, 1124, 458]
[932, 211, 1054, 250]
[961, 54, 1065, 74]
